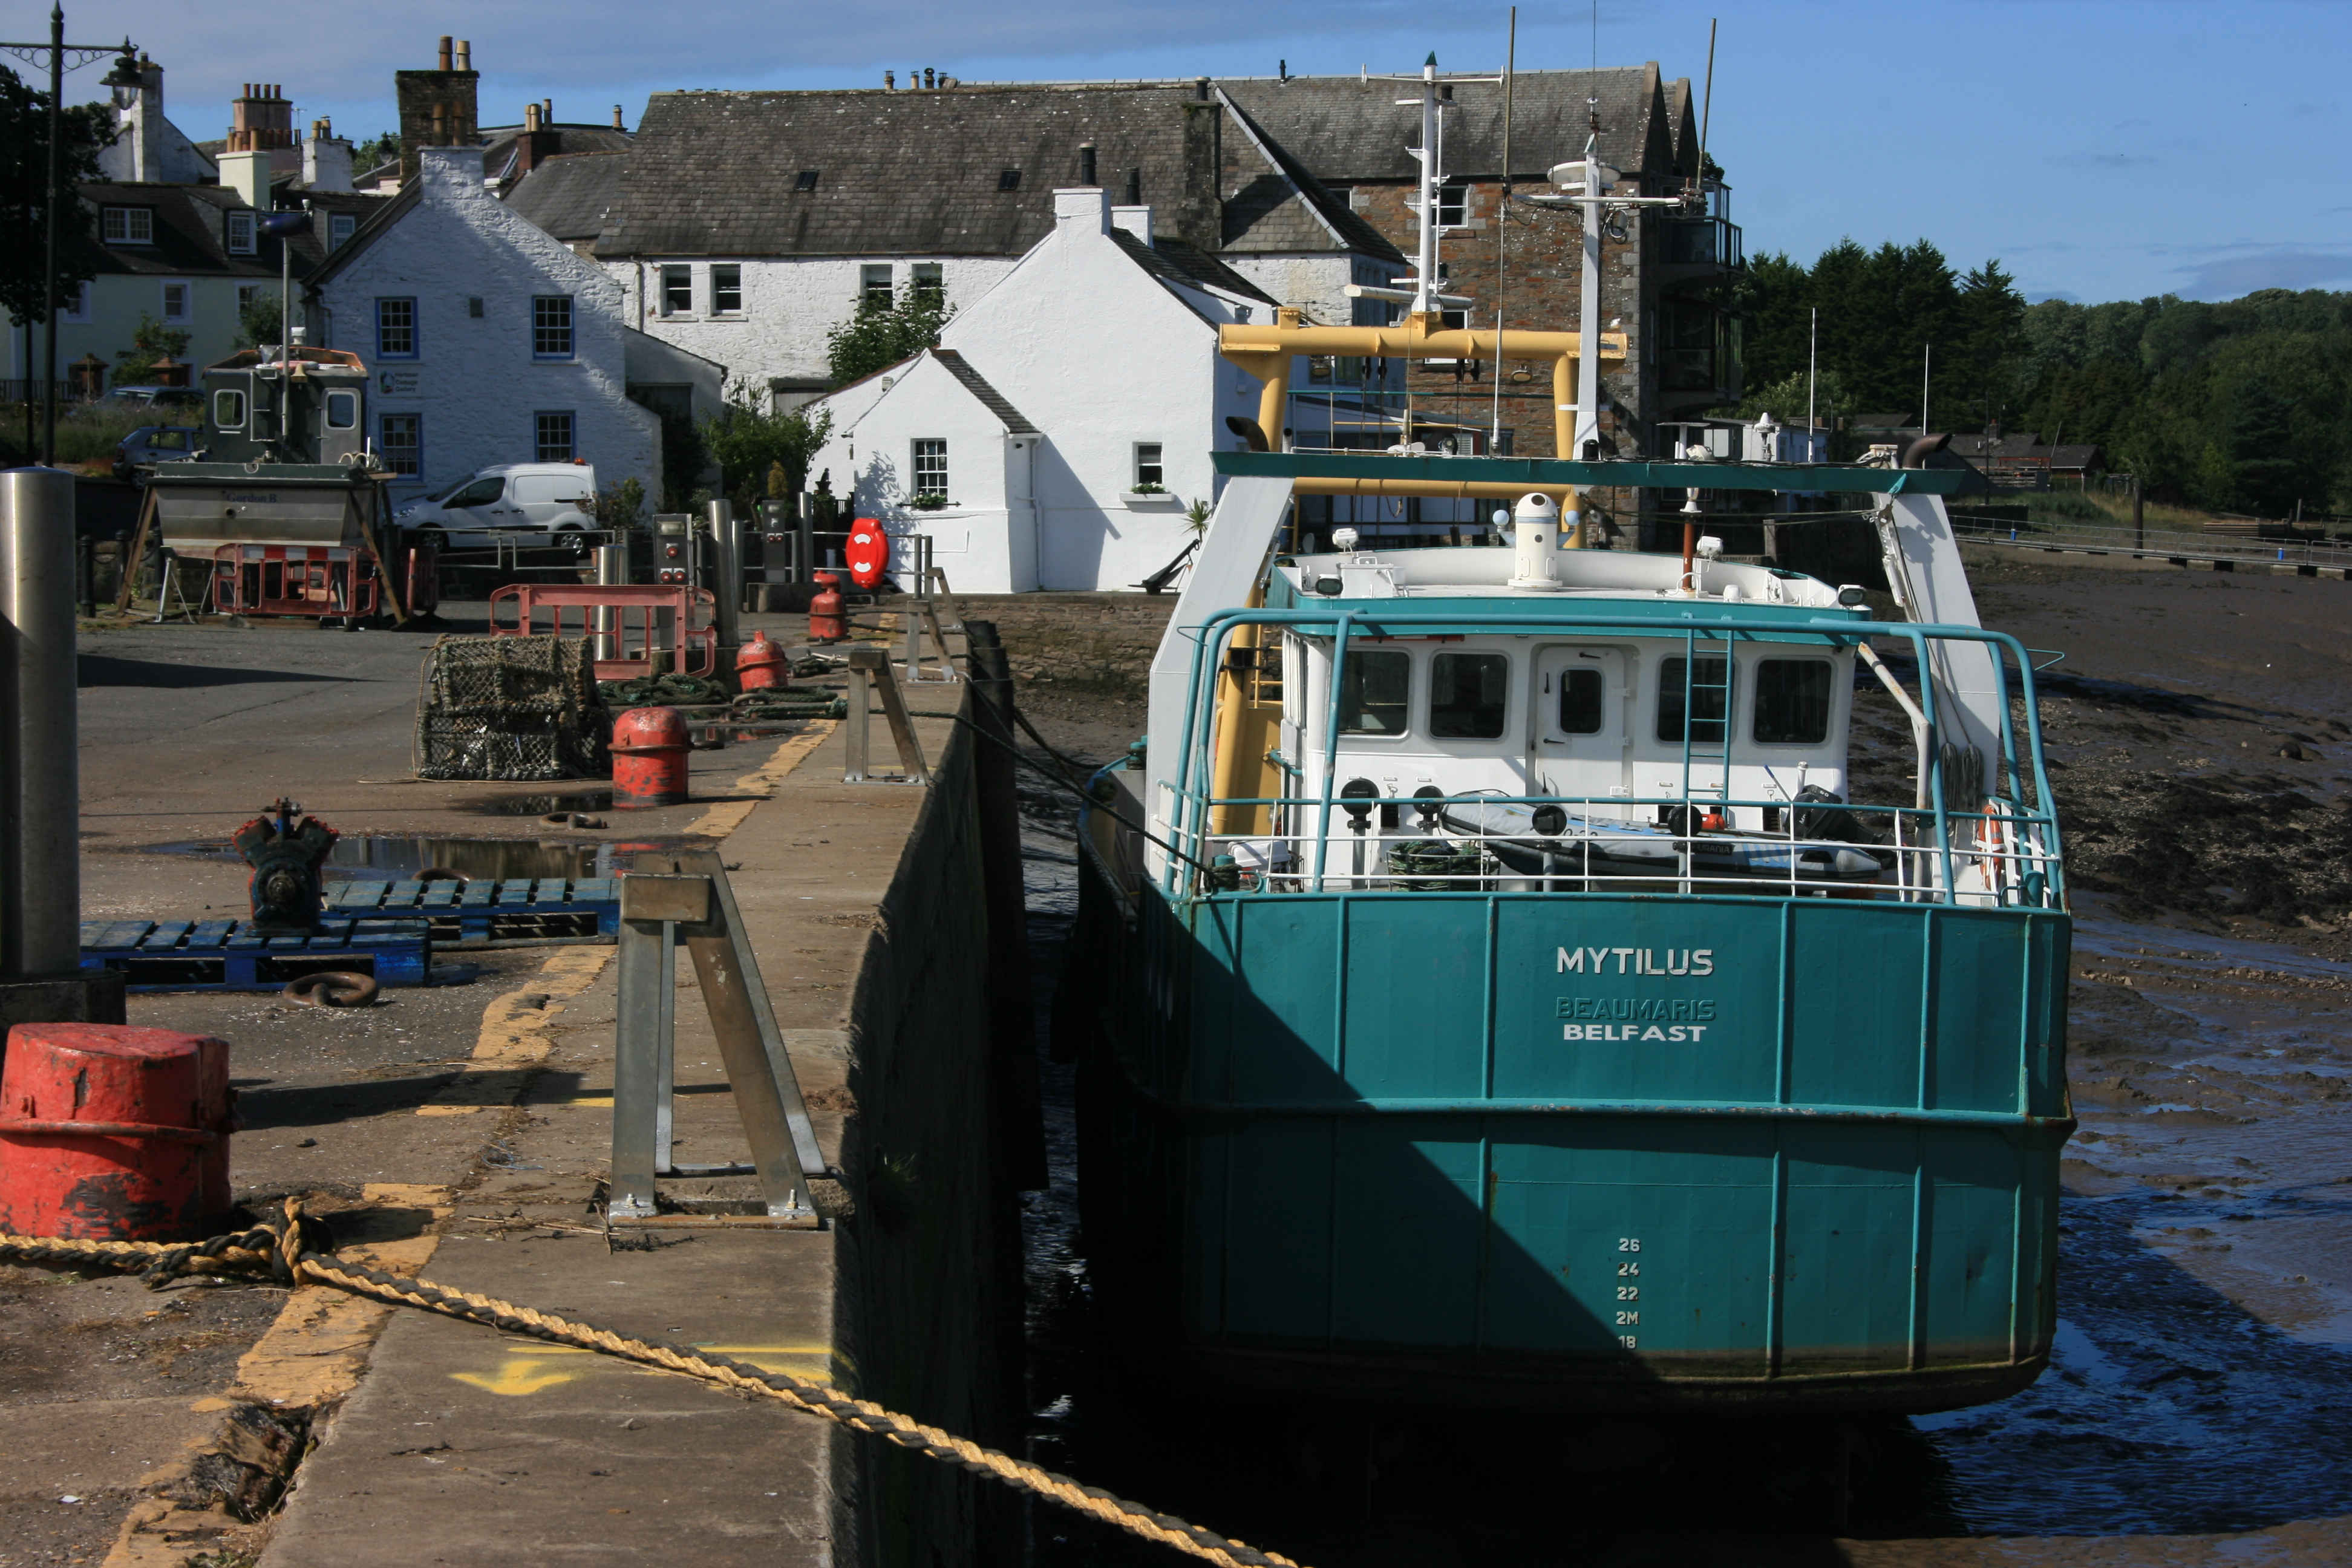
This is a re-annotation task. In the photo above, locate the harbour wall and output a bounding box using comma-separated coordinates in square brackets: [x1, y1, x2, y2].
[832, 696, 1029, 1567]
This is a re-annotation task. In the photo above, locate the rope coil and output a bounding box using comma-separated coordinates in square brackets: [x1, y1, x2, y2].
[0, 1203, 1301, 1568]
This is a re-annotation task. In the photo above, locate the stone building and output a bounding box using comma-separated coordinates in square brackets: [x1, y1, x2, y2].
[1222, 64, 1743, 460]
[575, 80, 1402, 409]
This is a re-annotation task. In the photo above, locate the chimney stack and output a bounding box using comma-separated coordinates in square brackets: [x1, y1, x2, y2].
[1079, 143, 1096, 186]
[438, 36, 452, 70]
[227, 82, 294, 152]
[397, 34, 482, 182]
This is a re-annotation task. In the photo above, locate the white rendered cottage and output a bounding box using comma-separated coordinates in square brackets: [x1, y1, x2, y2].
[808, 189, 1275, 593]
[305, 146, 665, 501]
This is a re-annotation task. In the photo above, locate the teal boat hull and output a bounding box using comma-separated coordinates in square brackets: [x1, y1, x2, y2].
[1068, 855, 2071, 1414]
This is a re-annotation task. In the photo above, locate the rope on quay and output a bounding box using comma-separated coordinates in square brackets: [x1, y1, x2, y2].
[0, 1201, 1304, 1568]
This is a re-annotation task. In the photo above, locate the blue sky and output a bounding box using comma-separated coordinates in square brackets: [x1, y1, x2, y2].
[15, 0, 2348, 304]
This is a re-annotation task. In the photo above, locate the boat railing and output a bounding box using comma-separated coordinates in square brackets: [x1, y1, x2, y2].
[1158, 606, 2063, 910]
[1177, 788, 2059, 907]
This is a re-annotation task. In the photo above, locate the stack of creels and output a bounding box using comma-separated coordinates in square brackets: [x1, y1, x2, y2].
[413, 635, 609, 781]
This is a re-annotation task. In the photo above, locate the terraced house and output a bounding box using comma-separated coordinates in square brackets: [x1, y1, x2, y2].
[567, 79, 1403, 410]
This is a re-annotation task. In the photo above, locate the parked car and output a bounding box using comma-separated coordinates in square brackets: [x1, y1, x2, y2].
[113, 424, 202, 479]
[103, 385, 203, 412]
[391, 462, 600, 549]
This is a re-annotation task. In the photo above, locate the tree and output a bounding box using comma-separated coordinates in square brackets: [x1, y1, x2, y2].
[698, 379, 833, 516]
[1738, 367, 1855, 426]
[2224, 378, 2301, 516]
[235, 290, 282, 350]
[825, 287, 952, 387]
[113, 313, 189, 385]
[0, 65, 116, 328]
[351, 131, 400, 172]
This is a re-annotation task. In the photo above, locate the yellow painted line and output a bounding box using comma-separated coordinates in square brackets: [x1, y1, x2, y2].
[451, 1342, 835, 1397]
[687, 719, 837, 838]
[416, 940, 615, 1116]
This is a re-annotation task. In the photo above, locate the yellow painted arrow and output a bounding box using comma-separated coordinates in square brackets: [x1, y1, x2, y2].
[451, 1356, 586, 1397]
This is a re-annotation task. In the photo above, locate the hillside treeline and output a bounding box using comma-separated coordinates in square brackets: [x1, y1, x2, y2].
[1731, 240, 2352, 517]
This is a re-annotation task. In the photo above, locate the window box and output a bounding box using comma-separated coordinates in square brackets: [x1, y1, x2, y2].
[906, 492, 953, 512]
[1120, 489, 1180, 507]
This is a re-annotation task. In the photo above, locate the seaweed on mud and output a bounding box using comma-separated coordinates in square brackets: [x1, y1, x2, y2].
[2063, 771, 2352, 924]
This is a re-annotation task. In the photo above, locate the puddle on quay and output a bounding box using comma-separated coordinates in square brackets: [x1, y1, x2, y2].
[456, 789, 616, 818]
[139, 833, 605, 882]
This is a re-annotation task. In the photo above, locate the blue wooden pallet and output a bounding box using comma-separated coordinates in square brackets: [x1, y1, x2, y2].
[80, 916, 433, 992]
[324, 876, 618, 946]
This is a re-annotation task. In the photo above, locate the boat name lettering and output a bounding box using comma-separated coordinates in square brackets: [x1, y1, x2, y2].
[222, 491, 280, 504]
[1555, 946, 1714, 977]
[1555, 997, 1716, 1022]
[1564, 1023, 1709, 1042]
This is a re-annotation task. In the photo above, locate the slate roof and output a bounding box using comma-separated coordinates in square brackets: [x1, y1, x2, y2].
[506, 152, 629, 243]
[1215, 91, 1402, 260]
[482, 123, 635, 186]
[928, 348, 1038, 433]
[1109, 227, 1278, 307]
[301, 180, 424, 289]
[76, 181, 327, 279]
[595, 85, 1397, 265]
[1219, 65, 1686, 183]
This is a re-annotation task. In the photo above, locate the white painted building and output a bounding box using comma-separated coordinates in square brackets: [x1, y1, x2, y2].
[578, 82, 1403, 411]
[809, 189, 1275, 593]
[305, 146, 667, 503]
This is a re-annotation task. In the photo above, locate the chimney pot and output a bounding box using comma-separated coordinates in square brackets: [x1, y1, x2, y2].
[1125, 167, 1140, 204]
[438, 36, 453, 70]
[884, 70, 894, 89]
[612, 104, 623, 129]
[923, 67, 935, 90]
[542, 97, 553, 122]
[1195, 76, 1209, 101]
[455, 39, 471, 70]
[525, 103, 539, 131]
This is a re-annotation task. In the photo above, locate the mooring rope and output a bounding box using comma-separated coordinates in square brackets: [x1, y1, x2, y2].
[0, 1201, 1301, 1568]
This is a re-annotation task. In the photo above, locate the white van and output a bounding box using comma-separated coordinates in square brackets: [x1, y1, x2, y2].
[393, 462, 599, 547]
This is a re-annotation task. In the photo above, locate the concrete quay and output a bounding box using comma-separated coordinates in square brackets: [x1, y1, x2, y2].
[1, 609, 1033, 1568]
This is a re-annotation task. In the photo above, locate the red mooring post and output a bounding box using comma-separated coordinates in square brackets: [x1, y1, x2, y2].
[610, 707, 691, 808]
[0, 1024, 234, 1240]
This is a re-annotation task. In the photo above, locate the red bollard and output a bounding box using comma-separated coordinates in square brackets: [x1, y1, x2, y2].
[0, 1024, 233, 1241]
[736, 628, 789, 691]
[610, 706, 691, 808]
[808, 571, 846, 644]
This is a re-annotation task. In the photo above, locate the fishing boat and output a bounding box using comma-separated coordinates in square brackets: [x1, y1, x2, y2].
[1060, 59, 2071, 1414]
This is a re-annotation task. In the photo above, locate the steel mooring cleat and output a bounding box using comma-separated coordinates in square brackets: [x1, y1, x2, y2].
[232, 797, 339, 934]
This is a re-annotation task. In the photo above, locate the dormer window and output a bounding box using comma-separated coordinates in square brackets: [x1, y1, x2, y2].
[227, 210, 256, 254]
[997, 169, 1021, 191]
[794, 169, 819, 192]
[102, 206, 154, 244]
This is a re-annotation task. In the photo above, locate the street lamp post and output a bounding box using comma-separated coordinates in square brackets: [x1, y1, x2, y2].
[2, 7, 138, 466]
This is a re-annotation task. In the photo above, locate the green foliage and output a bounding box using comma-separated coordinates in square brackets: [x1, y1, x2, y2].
[235, 290, 283, 351]
[351, 131, 399, 171]
[113, 313, 191, 386]
[1737, 233, 2352, 515]
[697, 379, 832, 516]
[656, 408, 707, 512]
[0, 65, 116, 327]
[825, 287, 952, 388]
[1737, 367, 1857, 425]
[594, 475, 646, 534]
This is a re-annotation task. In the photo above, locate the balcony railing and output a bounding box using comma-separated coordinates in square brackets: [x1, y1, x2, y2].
[1660, 216, 1745, 271]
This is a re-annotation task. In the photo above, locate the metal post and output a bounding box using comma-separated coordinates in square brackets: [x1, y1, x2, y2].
[842, 662, 871, 783]
[42, 4, 62, 466]
[0, 468, 81, 976]
[796, 486, 816, 589]
[593, 543, 625, 661]
[707, 497, 739, 653]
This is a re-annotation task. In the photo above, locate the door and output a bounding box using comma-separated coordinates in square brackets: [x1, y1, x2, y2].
[1532, 645, 1632, 817]
[446, 475, 516, 544]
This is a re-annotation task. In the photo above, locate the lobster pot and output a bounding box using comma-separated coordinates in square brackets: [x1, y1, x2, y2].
[414, 635, 609, 780]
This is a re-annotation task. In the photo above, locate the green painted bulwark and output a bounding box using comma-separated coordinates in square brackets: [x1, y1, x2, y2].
[1098, 886, 2067, 1401]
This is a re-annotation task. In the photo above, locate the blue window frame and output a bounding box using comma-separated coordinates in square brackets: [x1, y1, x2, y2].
[379, 412, 421, 476]
[532, 295, 574, 359]
[375, 297, 417, 359]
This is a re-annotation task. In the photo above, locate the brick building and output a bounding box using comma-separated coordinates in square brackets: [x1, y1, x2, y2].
[1223, 64, 1743, 462]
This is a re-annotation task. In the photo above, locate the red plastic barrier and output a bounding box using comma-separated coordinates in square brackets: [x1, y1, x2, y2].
[489, 583, 717, 680]
[0, 1024, 232, 1241]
